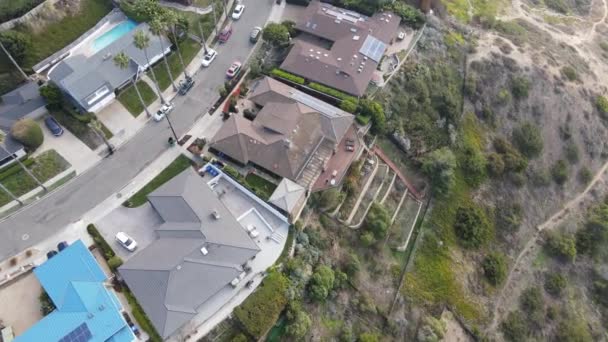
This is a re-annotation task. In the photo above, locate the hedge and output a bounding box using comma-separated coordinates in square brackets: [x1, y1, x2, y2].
[107, 256, 123, 271]
[356, 114, 371, 125]
[86, 224, 115, 260]
[0, 158, 35, 182]
[270, 69, 305, 85]
[234, 271, 289, 339]
[308, 82, 358, 102]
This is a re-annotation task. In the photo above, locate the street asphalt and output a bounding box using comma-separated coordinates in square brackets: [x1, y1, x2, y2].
[0, 0, 275, 261]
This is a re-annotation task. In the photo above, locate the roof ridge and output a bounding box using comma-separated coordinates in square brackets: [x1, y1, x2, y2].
[182, 257, 243, 270]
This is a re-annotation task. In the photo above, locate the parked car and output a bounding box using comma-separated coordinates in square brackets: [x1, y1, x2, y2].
[178, 77, 195, 95]
[46, 250, 58, 259]
[201, 49, 217, 67]
[115, 232, 137, 252]
[44, 116, 64, 136]
[231, 4, 245, 20]
[153, 102, 174, 122]
[250, 26, 262, 43]
[218, 25, 233, 43]
[57, 241, 69, 251]
[226, 61, 242, 79]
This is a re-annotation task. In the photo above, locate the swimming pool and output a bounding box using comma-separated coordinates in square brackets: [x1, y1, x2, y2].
[92, 20, 138, 53]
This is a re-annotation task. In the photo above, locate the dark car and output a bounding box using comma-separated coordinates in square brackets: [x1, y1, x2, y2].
[57, 241, 69, 251]
[250, 26, 262, 43]
[218, 25, 232, 43]
[178, 77, 195, 95]
[45, 116, 64, 136]
[46, 250, 58, 259]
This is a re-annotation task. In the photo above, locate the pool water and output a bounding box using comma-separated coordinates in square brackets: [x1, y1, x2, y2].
[92, 20, 138, 53]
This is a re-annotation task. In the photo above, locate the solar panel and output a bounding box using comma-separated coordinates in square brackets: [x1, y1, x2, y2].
[359, 35, 386, 63]
[59, 323, 92, 342]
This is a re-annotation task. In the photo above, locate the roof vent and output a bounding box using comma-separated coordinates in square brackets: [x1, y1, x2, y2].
[337, 57, 342, 61]
[200, 247, 209, 255]
[324, 53, 329, 57]
[353, 35, 360, 40]
[350, 28, 357, 33]
[176, 265, 182, 270]
[363, 56, 368, 61]
[336, 69, 340, 75]
[212, 210, 221, 219]
[283, 138, 291, 148]
[87, 313, 94, 319]
[98, 305, 105, 311]
[353, 55, 358, 59]
[334, 19, 341, 24]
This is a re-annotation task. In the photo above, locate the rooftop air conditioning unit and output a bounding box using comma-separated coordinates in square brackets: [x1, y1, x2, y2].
[200, 247, 209, 255]
[212, 210, 221, 219]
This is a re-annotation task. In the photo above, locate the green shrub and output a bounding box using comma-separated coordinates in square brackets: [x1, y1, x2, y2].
[124, 288, 162, 342]
[107, 256, 123, 271]
[511, 76, 531, 99]
[561, 66, 577, 81]
[234, 271, 289, 339]
[486, 153, 505, 176]
[308, 82, 358, 102]
[577, 167, 592, 185]
[384, 2, 425, 29]
[454, 204, 492, 249]
[86, 224, 115, 260]
[39, 290, 56, 316]
[422, 147, 457, 197]
[495, 202, 522, 233]
[11, 118, 43, 150]
[39, 83, 64, 110]
[459, 142, 487, 187]
[309, 265, 335, 301]
[270, 69, 305, 84]
[0, 158, 35, 182]
[494, 137, 528, 172]
[596, 95, 608, 119]
[520, 286, 544, 325]
[356, 114, 371, 125]
[340, 98, 358, 113]
[501, 311, 528, 342]
[551, 159, 569, 185]
[365, 203, 391, 239]
[544, 0, 569, 13]
[564, 142, 579, 163]
[512, 122, 543, 158]
[545, 232, 576, 262]
[482, 252, 507, 286]
[544, 273, 567, 297]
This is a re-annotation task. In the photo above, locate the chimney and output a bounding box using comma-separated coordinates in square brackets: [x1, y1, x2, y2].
[212, 210, 221, 219]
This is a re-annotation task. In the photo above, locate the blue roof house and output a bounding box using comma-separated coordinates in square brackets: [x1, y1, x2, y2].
[15, 240, 135, 342]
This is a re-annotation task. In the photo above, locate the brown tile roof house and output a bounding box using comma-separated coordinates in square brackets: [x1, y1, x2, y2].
[280, 1, 401, 96]
[210, 77, 354, 185]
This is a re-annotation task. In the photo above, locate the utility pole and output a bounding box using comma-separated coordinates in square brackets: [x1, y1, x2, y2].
[196, 20, 209, 54]
[222, 0, 229, 20]
[0, 144, 47, 192]
[211, 3, 219, 37]
[165, 113, 179, 142]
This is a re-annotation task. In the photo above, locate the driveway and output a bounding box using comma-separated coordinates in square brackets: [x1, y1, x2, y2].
[96, 101, 145, 141]
[0, 0, 275, 262]
[34, 119, 102, 174]
[95, 204, 162, 260]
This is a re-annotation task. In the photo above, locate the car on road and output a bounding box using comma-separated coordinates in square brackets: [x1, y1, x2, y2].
[250, 26, 262, 43]
[226, 61, 242, 79]
[178, 77, 195, 95]
[115, 232, 137, 252]
[44, 116, 64, 136]
[231, 4, 245, 20]
[153, 102, 174, 122]
[201, 49, 217, 67]
[218, 25, 232, 43]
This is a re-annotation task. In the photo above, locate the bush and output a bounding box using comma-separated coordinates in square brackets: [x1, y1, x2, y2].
[123, 288, 163, 342]
[422, 147, 457, 197]
[501, 311, 528, 342]
[39, 83, 64, 110]
[564, 142, 579, 164]
[494, 137, 528, 172]
[359, 99, 386, 133]
[578, 167, 592, 184]
[234, 271, 289, 339]
[262, 23, 290, 46]
[597, 95, 608, 118]
[270, 68, 305, 85]
[460, 142, 487, 186]
[520, 286, 544, 324]
[545, 232, 576, 262]
[561, 66, 577, 81]
[511, 76, 531, 99]
[107, 256, 123, 271]
[454, 204, 492, 249]
[544, 273, 567, 297]
[308, 82, 358, 102]
[486, 153, 505, 176]
[340, 98, 358, 113]
[0, 30, 32, 64]
[86, 224, 115, 260]
[551, 159, 569, 185]
[356, 114, 371, 125]
[39, 290, 56, 316]
[482, 252, 507, 286]
[512, 122, 543, 158]
[384, 2, 425, 29]
[309, 265, 336, 301]
[554, 318, 592, 342]
[360, 231, 376, 246]
[11, 118, 44, 150]
[319, 188, 341, 210]
[575, 202, 608, 258]
[365, 203, 391, 239]
[495, 202, 522, 233]
[344, 253, 361, 276]
[285, 302, 312, 338]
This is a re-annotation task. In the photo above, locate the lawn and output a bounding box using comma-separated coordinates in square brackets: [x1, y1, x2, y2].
[245, 173, 277, 200]
[117, 81, 157, 117]
[123, 154, 193, 207]
[0, 0, 44, 23]
[50, 110, 112, 150]
[151, 38, 202, 91]
[0, 150, 70, 206]
[193, 0, 212, 7]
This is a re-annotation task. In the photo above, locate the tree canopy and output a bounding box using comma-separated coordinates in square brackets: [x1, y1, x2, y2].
[11, 118, 43, 150]
[263, 23, 291, 46]
[454, 204, 492, 249]
[512, 122, 543, 158]
[309, 265, 335, 301]
[365, 203, 391, 239]
[0, 30, 32, 64]
[422, 147, 457, 197]
[39, 83, 64, 110]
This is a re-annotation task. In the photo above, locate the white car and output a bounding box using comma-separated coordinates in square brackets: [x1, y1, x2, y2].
[153, 102, 174, 122]
[115, 232, 137, 252]
[201, 49, 217, 67]
[231, 4, 245, 20]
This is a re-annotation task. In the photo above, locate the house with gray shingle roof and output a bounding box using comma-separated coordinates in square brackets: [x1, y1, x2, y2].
[209, 77, 355, 188]
[119, 169, 260, 339]
[48, 23, 170, 113]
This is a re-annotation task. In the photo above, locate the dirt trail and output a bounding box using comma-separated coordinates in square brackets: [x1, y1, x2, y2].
[488, 158, 608, 331]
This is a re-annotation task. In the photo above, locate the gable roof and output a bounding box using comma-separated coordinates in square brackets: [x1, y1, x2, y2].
[280, 1, 400, 96]
[269, 178, 306, 213]
[210, 77, 354, 180]
[49, 22, 169, 112]
[15, 240, 134, 342]
[119, 169, 260, 338]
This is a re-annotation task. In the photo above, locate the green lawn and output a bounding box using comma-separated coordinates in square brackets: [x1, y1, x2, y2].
[19, 0, 113, 68]
[117, 81, 157, 117]
[124, 154, 193, 207]
[245, 173, 277, 200]
[151, 38, 202, 91]
[0, 150, 70, 206]
[51, 110, 113, 149]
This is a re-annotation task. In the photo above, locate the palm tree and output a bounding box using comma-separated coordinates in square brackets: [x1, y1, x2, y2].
[133, 30, 166, 104]
[149, 18, 177, 91]
[88, 119, 114, 155]
[195, 17, 209, 55]
[0, 40, 28, 81]
[113, 52, 151, 117]
[163, 11, 191, 79]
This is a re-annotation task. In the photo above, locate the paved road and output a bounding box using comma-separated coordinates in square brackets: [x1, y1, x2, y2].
[0, 0, 274, 261]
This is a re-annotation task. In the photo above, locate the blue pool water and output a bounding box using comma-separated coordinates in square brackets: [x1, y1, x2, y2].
[92, 20, 137, 53]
